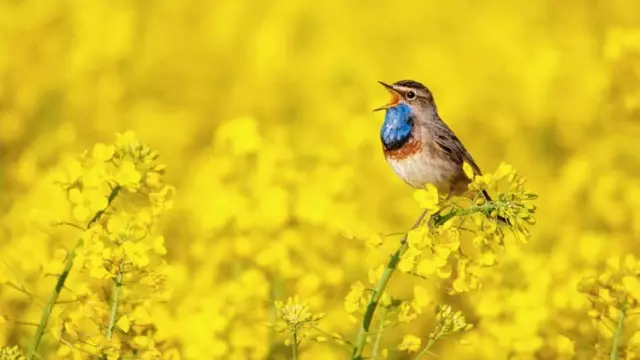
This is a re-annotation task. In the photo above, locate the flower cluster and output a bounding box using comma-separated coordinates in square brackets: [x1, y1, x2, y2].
[579, 255, 640, 314]
[271, 296, 327, 353]
[576, 255, 640, 358]
[0, 346, 25, 360]
[8, 132, 176, 360]
[399, 304, 473, 356]
[400, 163, 536, 296]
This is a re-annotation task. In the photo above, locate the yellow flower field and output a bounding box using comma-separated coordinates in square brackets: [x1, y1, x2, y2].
[1, 1, 640, 359]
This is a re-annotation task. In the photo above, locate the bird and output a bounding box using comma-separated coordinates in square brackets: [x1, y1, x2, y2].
[374, 79, 508, 223]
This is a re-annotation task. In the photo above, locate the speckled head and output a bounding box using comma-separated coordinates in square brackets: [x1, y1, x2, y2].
[374, 80, 434, 111]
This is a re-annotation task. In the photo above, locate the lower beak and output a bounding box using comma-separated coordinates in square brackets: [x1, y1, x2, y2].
[374, 81, 401, 111]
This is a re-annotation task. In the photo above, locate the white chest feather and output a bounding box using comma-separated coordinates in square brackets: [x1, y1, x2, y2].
[385, 152, 456, 191]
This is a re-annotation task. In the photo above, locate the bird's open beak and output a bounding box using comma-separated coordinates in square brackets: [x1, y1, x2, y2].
[373, 81, 401, 111]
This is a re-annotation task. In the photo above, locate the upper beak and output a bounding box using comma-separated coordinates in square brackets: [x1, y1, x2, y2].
[373, 81, 401, 111]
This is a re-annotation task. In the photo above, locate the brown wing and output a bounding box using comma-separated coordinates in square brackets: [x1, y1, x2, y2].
[430, 118, 483, 176]
[430, 118, 499, 202]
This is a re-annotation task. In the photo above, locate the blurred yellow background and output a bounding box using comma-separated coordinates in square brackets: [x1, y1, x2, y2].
[1, 0, 640, 359]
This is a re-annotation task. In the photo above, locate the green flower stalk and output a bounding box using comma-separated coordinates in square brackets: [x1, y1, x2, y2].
[106, 261, 125, 339]
[291, 325, 299, 360]
[610, 306, 626, 360]
[271, 296, 326, 358]
[27, 185, 121, 360]
[350, 209, 428, 360]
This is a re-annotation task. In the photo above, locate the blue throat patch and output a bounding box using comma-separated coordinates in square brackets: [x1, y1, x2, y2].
[381, 103, 413, 151]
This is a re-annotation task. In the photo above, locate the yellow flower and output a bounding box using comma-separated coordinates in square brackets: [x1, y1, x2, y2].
[413, 285, 431, 309]
[83, 162, 108, 187]
[117, 315, 131, 333]
[398, 334, 422, 352]
[398, 246, 421, 273]
[434, 304, 473, 334]
[67, 188, 109, 221]
[124, 241, 151, 268]
[86, 190, 108, 213]
[214, 116, 262, 155]
[344, 282, 366, 314]
[273, 295, 325, 347]
[397, 301, 419, 323]
[413, 184, 439, 211]
[407, 226, 430, 249]
[416, 258, 438, 277]
[72, 205, 90, 222]
[161, 349, 181, 360]
[153, 235, 167, 255]
[492, 162, 516, 181]
[107, 213, 127, 238]
[141, 349, 162, 360]
[276, 296, 312, 326]
[116, 131, 140, 150]
[0, 346, 25, 360]
[132, 335, 151, 349]
[88, 256, 113, 279]
[463, 161, 475, 180]
[436, 263, 453, 279]
[115, 160, 142, 189]
[368, 265, 384, 285]
[480, 250, 497, 266]
[42, 248, 68, 275]
[366, 233, 384, 248]
[92, 143, 115, 162]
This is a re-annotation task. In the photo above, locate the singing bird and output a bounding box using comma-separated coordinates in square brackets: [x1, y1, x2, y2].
[375, 79, 499, 209]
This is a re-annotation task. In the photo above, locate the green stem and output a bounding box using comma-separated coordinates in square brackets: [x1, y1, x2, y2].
[371, 307, 387, 359]
[351, 209, 429, 360]
[87, 185, 121, 229]
[26, 185, 121, 360]
[291, 326, 299, 360]
[610, 306, 626, 360]
[415, 333, 440, 360]
[433, 201, 499, 226]
[106, 262, 124, 339]
[268, 276, 285, 358]
[311, 326, 354, 348]
[26, 237, 82, 360]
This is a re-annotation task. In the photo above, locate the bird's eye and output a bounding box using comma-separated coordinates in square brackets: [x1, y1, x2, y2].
[406, 91, 416, 100]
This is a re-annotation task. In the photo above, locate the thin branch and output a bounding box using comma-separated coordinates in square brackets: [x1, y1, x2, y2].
[3, 282, 36, 301]
[52, 221, 86, 232]
[87, 184, 121, 228]
[311, 326, 354, 348]
[371, 308, 387, 359]
[3, 319, 41, 327]
[106, 262, 124, 339]
[415, 334, 441, 360]
[1, 261, 36, 301]
[291, 325, 299, 360]
[610, 306, 626, 360]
